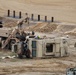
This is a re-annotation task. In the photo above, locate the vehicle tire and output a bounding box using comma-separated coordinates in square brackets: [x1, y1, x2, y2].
[0, 42, 2, 47]
[18, 54, 23, 59]
[26, 55, 30, 58]
[26, 50, 30, 58]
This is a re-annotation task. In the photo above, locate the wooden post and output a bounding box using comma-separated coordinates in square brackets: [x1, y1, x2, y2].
[7, 10, 10, 17]
[51, 17, 54, 22]
[25, 13, 28, 15]
[38, 15, 40, 21]
[19, 11, 21, 18]
[45, 16, 47, 22]
[25, 13, 28, 18]
[31, 14, 34, 20]
[13, 10, 15, 18]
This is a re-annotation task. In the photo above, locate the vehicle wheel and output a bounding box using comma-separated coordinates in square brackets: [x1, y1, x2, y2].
[26, 55, 30, 58]
[26, 50, 30, 58]
[0, 42, 2, 47]
[18, 54, 23, 59]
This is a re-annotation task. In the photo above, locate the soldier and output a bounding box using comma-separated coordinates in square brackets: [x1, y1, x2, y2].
[17, 20, 23, 30]
[25, 13, 29, 25]
[15, 29, 20, 39]
[32, 31, 35, 35]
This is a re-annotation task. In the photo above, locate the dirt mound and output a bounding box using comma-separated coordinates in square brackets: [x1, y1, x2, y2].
[65, 28, 76, 36]
[54, 25, 76, 33]
[0, 17, 17, 27]
[25, 22, 76, 35]
[26, 22, 58, 33]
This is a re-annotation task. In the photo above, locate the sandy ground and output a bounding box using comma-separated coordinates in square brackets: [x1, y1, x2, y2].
[0, 46, 76, 75]
[0, 20, 76, 75]
[0, 0, 76, 75]
[0, 0, 76, 23]
[0, 29, 76, 75]
[0, 19, 76, 75]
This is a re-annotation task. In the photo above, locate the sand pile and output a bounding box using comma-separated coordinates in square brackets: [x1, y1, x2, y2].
[53, 24, 76, 36]
[54, 25, 76, 33]
[25, 22, 76, 35]
[65, 28, 76, 36]
[26, 22, 58, 33]
[0, 17, 17, 27]
[1, 16, 76, 36]
[54, 24, 76, 35]
[3, 18, 17, 27]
